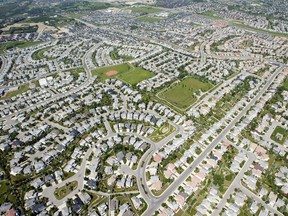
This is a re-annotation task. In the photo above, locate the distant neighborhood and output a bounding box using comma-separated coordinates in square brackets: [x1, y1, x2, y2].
[0, 0, 287, 216]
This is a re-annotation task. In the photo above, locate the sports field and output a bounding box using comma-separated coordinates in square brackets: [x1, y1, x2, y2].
[158, 77, 213, 110]
[92, 63, 154, 85]
[118, 67, 154, 85]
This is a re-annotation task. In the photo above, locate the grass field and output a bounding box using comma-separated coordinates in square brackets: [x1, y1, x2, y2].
[92, 63, 154, 85]
[1, 84, 30, 100]
[54, 181, 78, 200]
[270, 126, 287, 145]
[136, 16, 162, 23]
[0, 41, 41, 54]
[0, 181, 9, 203]
[200, 11, 223, 20]
[32, 46, 54, 60]
[231, 21, 288, 38]
[118, 67, 154, 85]
[149, 123, 176, 143]
[68, 67, 85, 80]
[158, 77, 213, 110]
[130, 6, 162, 14]
[92, 63, 130, 78]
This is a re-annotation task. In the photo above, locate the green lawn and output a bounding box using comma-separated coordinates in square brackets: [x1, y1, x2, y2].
[54, 181, 78, 200]
[136, 16, 162, 23]
[158, 77, 213, 110]
[270, 126, 287, 145]
[0, 41, 41, 54]
[92, 63, 154, 85]
[92, 63, 130, 78]
[68, 67, 85, 80]
[130, 6, 162, 14]
[232, 21, 288, 38]
[32, 46, 54, 60]
[200, 11, 223, 20]
[149, 123, 176, 143]
[24, 15, 75, 27]
[118, 67, 154, 85]
[283, 77, 288, 89]
[1, 84, 30, 100]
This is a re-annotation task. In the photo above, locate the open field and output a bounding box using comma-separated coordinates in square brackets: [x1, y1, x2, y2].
[270, 126, 287, 145]
[130, 6, 162, 14]
[92, 63, 154, 85]
[54, 181, 78, 200]
[149, 123, 176, 143]
[231, 22, 288, 38]
[158, 77, 213, 110]
[24, 15, 75, 28]
[1, 25, 38, 34]
[200, 11, 223, 20]
[32, 46, 54, 60]
[0, 41, 41, 54]
[136, 16, 162, 23]
[1, 84, 30, 100]
[118, 67, 154, 85]
[92, 63, 130, 79]
[0, 181, 9, 203]
[68, 67, 85, 80]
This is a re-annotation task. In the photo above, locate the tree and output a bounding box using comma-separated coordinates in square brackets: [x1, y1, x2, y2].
[213, 174, 224, 186]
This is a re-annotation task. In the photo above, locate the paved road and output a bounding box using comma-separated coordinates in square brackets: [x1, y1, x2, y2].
[240, 184, 284, 216]
[0, 42, 95, 121]
[142, 65, 286, 215]
[41, 147, 93, 206]
[43, 118, 71, 133]
[211, 151, 255, 216]
[0, 56, 7, 83]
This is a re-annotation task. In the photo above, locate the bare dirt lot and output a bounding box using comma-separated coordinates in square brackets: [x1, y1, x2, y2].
[106, 70, 119, 76]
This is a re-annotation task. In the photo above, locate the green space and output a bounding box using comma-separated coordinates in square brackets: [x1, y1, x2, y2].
[54, 181, 78, 200]
[32, 46, 54, 60]
[136, 16, 162, 23]
[231, 22, 288, 38]
[87, 192, 107, 211]
[0, 181, 9, 203]
[283, 77, 288, 89]
[118, 67, 154, 85]
[3, 25, 38, 34]
[92, 63, 154, 85]
[130, 6, 162, 14]
[270, 126, 287, 145]
[0, 41, 41, 54]
[158, 77, 213, 110]
[149, 123, 176, 143]
[56, 1, 111, 12]
[240, 39, 253, 48]
[177, 147, 238, 216]
[68, 67, 85, 80]
[92, 63, 130, 78]
[200, 11, 223, 20]
[110, 49, 134, 61]
[24, 15, 75, 28]
[1, 84, 30, 100]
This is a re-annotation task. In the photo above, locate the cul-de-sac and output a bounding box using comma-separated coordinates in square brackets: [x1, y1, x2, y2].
[0, 0, 287, 215]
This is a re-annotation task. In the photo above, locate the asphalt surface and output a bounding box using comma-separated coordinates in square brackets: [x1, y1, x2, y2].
[142, 65, 286, 215]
